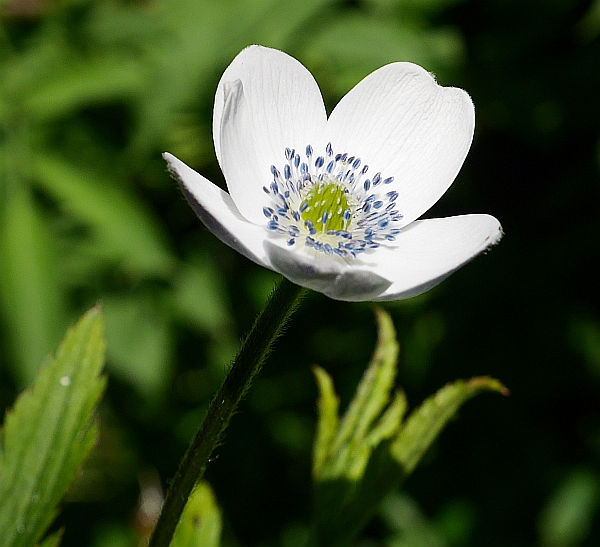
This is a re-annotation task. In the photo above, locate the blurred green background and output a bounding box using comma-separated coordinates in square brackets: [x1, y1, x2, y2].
[1, 0, 599, 546]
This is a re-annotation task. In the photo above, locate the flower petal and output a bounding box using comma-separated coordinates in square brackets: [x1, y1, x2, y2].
[214, 45, 327, 224]
[369, 214, 502, 301]
[323, 62, 475, 226]
[265, 240, 392, 301]
[164, 153, 271, 268]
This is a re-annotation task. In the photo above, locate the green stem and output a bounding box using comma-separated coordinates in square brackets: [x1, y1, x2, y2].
[149, 276, 307, 547]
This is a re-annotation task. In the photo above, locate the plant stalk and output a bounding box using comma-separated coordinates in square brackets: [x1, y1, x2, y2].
[149, 276, 306, 547]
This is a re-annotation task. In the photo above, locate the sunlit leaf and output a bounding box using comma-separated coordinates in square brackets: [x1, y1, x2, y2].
[337, 308, 399, 447]
[0, 307, 106, 547]
[170, 482, 222, 547]
[392, 376, 508, 474]
[312, 366, 340, 478]
[310, 309, 507, 547]
[313, 308, 402, 482]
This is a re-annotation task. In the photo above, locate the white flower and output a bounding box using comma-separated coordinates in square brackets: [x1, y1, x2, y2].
[165, 45, 502, 302]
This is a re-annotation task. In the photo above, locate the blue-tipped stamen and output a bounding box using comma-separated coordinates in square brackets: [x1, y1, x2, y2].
[263, 142, 403, 258]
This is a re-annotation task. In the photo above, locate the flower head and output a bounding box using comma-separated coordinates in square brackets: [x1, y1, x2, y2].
[165, 45, 502, 301]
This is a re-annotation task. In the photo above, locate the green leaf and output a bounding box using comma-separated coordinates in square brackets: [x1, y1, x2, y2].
[103, 294, 172, 400]
[336, 308, 399, 449]
[310, 309, 507, 547]
[32, 153, 174, 278]
[392, 376, 509, 474]
[0, 183, 66, 385]
[0, 307, 107, 547]
[312, 366, 340, 478]
[537, 468, 600, 547]
[313, 307, 402, 482]
[24, 56, 145, 121]
[170, 482, 222, 547]
[37, 530, 63, 547]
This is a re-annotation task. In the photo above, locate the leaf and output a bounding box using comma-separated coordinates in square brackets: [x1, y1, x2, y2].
[309, 310, 507, 547]
[169, 256, 233, 333]
[0, 307, 107, 547]
[32, 153, 174, 278]
[336, 308, 399, 449]
[103, 294, 172, 400]
[24, 56, 145, 121]
[313, 307, 402, 482]
[0, 183, 66, 385]
[537, 468, 600, 547]
[391, 376, 509, 474]
[37, 530, 63, 547]
[170, 482, 222, 547]
[312, 366, 340, 478]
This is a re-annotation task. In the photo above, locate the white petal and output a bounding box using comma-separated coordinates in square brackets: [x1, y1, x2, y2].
[164, 153, 271, 268]
[264, 240, 392, 301]
[214, 45, 327, 224]
[369, 214, 502, 301]
[323, 62, 475, 226]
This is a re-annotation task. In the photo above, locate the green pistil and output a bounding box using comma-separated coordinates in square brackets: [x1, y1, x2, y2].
[300, 181, 352, 233]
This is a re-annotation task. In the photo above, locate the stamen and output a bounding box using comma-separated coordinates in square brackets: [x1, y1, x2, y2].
[263, 143, 402, 258]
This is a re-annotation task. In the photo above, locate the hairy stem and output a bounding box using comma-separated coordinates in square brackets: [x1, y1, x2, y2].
[149, 277, 306, 547]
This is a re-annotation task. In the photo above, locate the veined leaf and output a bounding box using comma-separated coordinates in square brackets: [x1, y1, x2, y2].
[170, 482, 222, 547]
[0, 307, 107, 547]
[313, 308, 401, 482]
[310, 310, 507, 547]
[392, 376, 509, 474]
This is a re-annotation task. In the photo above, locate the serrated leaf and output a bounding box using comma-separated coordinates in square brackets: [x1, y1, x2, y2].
[336, 307, 399, 447]
[170, 482, 222, 547]
[314, 308, 400, 482]
[309, 310, 507, 547]
[392, 376, 508, 474]
[0, 307, 107, 547]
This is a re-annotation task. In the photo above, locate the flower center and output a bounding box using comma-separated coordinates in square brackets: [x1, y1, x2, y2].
[262, 143, 403, 258]
[300, 181, 353, 234]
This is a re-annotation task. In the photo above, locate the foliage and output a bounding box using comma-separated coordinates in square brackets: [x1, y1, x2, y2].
[0, 307, 106, 547]
[310, 308, 506, 546]
[1, 0, 600, 546]
[170, 482, 222, 547]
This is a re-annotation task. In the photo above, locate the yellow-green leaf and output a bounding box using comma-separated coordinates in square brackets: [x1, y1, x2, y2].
[392, 376, 508, 474]
[312, 366, 340, 478]
[170, 482, 222, 547]
[0, 307, 107, 547]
